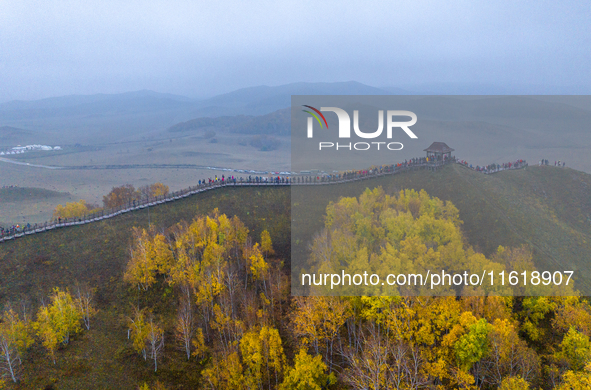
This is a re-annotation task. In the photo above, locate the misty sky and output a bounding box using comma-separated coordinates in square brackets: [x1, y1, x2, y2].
[1, 0, 590, 101]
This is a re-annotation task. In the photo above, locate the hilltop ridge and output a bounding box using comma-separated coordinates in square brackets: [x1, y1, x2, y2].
[1, 163, 590, 299]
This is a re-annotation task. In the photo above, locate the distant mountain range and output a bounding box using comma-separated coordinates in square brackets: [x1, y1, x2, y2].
[0, 81, 389, 122]
[192, 81, 392, 116]
[1, 82, 590, 159]
[0, 81, 393, 144]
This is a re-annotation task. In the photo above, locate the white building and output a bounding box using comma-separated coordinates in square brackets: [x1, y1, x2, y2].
[10, 144, 59, 152]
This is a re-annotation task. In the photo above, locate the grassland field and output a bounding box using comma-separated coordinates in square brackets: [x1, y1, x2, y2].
[0, 131, 291, 224]
[3, 105, 591, 227]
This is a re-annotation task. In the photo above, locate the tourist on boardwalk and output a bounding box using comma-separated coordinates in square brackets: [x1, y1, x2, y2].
[0, 154, 529, 243]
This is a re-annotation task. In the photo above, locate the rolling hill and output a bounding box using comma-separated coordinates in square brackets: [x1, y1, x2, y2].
[2, 164, 590, 300]
[0, 82, 390, 144]
[0, 164, 590, 388]
[0, 187, 69, 203]
[191, 81, 390, 116]
[2, 88, 590, 176]
[0, 125, 36, 146]
[167, 107, 290, 135]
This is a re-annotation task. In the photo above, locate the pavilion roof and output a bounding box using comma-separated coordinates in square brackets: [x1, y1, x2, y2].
[424, 142, 454, 153]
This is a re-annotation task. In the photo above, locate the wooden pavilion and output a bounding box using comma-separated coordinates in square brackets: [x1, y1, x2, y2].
[424, 142, 454, 161]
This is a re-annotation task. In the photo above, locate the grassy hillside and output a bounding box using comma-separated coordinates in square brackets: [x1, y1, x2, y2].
[0, 164, 590, 388]
[0, 187, 69, 203]
[0, 126, 35, 147]
[167, 108, 290, 136]
[0, 186, 291, 301]
[0, 186, 290, 389]
[291, 164, 591, 291]
[0, 187, 73, 228]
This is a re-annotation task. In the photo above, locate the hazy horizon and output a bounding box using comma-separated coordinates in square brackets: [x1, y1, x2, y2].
[3, 81, 591, 105]
[2, 1, 591, 225]
[2, 1, 590, 102]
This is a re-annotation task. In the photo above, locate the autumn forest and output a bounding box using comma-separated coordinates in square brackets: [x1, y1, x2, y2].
[2, 166, 591, 389]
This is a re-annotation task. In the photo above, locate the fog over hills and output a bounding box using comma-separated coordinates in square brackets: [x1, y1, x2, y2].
[2, 82, 590, 145]
[1, 84, 590, 225]
[0, 81, 388, 120]
[168, 108, 290, 136]
[194, 81, 391, 114]
[0, 83, 590, 173]
[0, 82, 391, 144]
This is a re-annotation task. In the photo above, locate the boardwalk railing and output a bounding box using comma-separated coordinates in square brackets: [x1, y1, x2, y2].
[0, 158, 527, 244]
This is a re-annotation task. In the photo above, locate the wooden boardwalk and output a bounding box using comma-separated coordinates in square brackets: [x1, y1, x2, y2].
[0, 160, 526, 244]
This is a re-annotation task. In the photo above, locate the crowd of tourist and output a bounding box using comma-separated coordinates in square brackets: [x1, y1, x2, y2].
[197, 175, 291, 185]
[0, 224, 31, 237]
[539, 159, 566, 167]
[456, 159, 528, 173]
[2, 153, 566, 242]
